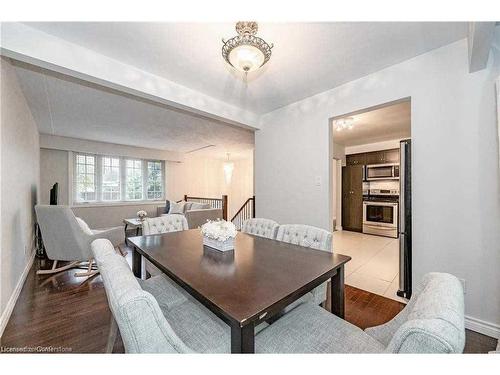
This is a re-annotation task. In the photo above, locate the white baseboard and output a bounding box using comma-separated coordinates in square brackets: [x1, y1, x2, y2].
[465, 315, 500, 339]
[0, 251, 35, 338]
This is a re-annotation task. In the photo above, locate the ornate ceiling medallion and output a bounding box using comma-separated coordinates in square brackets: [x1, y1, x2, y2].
[222, 22, 273, 74]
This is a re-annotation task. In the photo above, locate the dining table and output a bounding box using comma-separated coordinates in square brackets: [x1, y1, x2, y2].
[128, 229, 351, 353]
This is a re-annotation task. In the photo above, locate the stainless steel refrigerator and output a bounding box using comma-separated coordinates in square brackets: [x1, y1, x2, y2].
[397, 139, 412, 299]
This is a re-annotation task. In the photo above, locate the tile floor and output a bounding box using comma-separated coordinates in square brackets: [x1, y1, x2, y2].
[333, 230, 407, 303]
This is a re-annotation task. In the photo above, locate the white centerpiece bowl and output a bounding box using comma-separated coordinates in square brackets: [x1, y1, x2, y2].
[201, 220, 237, 252]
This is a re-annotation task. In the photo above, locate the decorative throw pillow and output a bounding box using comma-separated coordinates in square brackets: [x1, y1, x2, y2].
[168, 201, 185, 214]
[190, 202, 211, 210]
[75, 217, 93, 235]
[164, 200, 171, 215]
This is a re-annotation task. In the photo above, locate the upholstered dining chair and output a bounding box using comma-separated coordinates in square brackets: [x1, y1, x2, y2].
[257, 272, 466, 353]
[141, 215, 189, 277]
[92, 238, 228, 353]
[142, 215, 188, 235]
[275, 224, 333, 310]
[93, 238, 465, 353]
[35, 205, 124, 277]
[241, 218, 279, 239]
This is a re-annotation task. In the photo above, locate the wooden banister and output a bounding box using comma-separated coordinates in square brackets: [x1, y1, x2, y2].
[231, 196, 255, 230]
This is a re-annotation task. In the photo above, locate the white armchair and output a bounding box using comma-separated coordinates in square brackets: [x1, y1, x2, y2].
[35, 205, 124, 277]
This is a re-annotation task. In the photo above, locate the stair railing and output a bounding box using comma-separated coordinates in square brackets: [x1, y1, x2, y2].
[231, 196, 255, 230]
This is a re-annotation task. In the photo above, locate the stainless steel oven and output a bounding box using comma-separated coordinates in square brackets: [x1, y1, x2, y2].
[363, 200, 398, 238]
[366, 163, 399, 181]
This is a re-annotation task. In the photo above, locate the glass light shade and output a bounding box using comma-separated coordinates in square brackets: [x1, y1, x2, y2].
[228, 45, 265, 73]
[223, 162, 234, 184]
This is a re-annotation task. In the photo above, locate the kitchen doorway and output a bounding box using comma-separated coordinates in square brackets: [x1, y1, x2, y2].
[329, 98, 412, 303]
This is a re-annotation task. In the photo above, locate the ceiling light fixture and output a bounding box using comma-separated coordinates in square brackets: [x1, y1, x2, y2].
[222, 22, 273, 74]
[335, 117, 355, 132]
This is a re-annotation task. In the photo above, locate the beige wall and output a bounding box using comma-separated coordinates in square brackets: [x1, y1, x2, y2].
[40, 148, 69, 205]
[167, 154, 254, 219]
[72, 203, 161, 229]
[0, 57, 40, 332]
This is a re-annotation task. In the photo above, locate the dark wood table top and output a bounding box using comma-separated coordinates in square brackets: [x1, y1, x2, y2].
[129, 229, 351, 327]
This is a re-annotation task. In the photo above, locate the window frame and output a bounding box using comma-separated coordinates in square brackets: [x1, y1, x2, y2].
[72, 152, 166, 205]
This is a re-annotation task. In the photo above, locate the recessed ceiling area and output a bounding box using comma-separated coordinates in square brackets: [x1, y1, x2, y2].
[23, 22, 468, 114]
[13, 61, 254, 159]
[332, 101, 411, 147]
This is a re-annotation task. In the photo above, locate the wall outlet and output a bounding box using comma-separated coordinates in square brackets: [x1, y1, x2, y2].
[458, 278, 466, 294]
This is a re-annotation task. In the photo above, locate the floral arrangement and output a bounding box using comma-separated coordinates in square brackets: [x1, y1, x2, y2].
[201, 219, 237, 242]
[136, 210, 148, 221]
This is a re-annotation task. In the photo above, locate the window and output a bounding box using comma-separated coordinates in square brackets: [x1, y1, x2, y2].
[75, 154, 96, 202]
[73, 153, 165, 204]
[102, 157, 121, 201]
[147, 161, 163, 200]
[125, 159, 143, 200]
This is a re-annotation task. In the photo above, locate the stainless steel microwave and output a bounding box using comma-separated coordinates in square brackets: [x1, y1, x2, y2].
[365, 163, 399, 181]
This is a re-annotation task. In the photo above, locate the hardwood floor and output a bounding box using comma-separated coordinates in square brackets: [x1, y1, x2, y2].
[0, 250, 496, 353]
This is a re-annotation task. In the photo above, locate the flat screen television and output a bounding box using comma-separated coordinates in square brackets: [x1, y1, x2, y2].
[49, 183, 58, 205]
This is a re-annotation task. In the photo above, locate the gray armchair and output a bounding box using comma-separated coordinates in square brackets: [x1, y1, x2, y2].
[241, 218, 279, 239]
[275, 224, 333, 309]
[35, 205, 124, 277]
[257, 272, 465, 353]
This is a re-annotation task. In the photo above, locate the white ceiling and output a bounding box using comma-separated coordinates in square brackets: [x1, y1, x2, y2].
[333, 101, 411, 146]
[24, 22, 468, 114]
[13, 62, 254, 159]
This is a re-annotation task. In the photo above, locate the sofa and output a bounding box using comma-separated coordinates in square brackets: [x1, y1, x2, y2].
[156, 201, 222, 229]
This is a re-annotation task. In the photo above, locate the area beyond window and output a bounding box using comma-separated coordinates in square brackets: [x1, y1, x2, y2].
[74, 153, 165, 204]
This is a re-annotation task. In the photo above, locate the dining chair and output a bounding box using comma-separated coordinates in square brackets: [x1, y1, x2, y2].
[35, 205, 124, 277]
[141, 215, 189, 276]
[257, 272, 466, 353]
[93, 238, 272, 353]
[275, 224, 333, 310]
[92, 238, 237, 353]
[93, 238, 464, 353]
[241, 218, 279, 239]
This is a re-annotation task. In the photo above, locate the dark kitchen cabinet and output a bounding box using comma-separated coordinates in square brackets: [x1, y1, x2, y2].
[342, 165, 364, 232]
[362, 149, 400, 165]
[384, 149, 400, 163]
[365, 151, 384, 165]
[346, 153, 366, 166]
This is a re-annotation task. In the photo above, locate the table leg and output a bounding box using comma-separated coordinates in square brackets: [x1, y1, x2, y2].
[132, 247, 143, 279]
[231, 323, 254, 353]
[124, 224, 129, 246]
[330, 266, 345, 319]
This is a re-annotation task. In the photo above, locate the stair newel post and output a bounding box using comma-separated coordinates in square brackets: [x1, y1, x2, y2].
[252, 196, 256, 218]
[222, 195, 228, 221]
